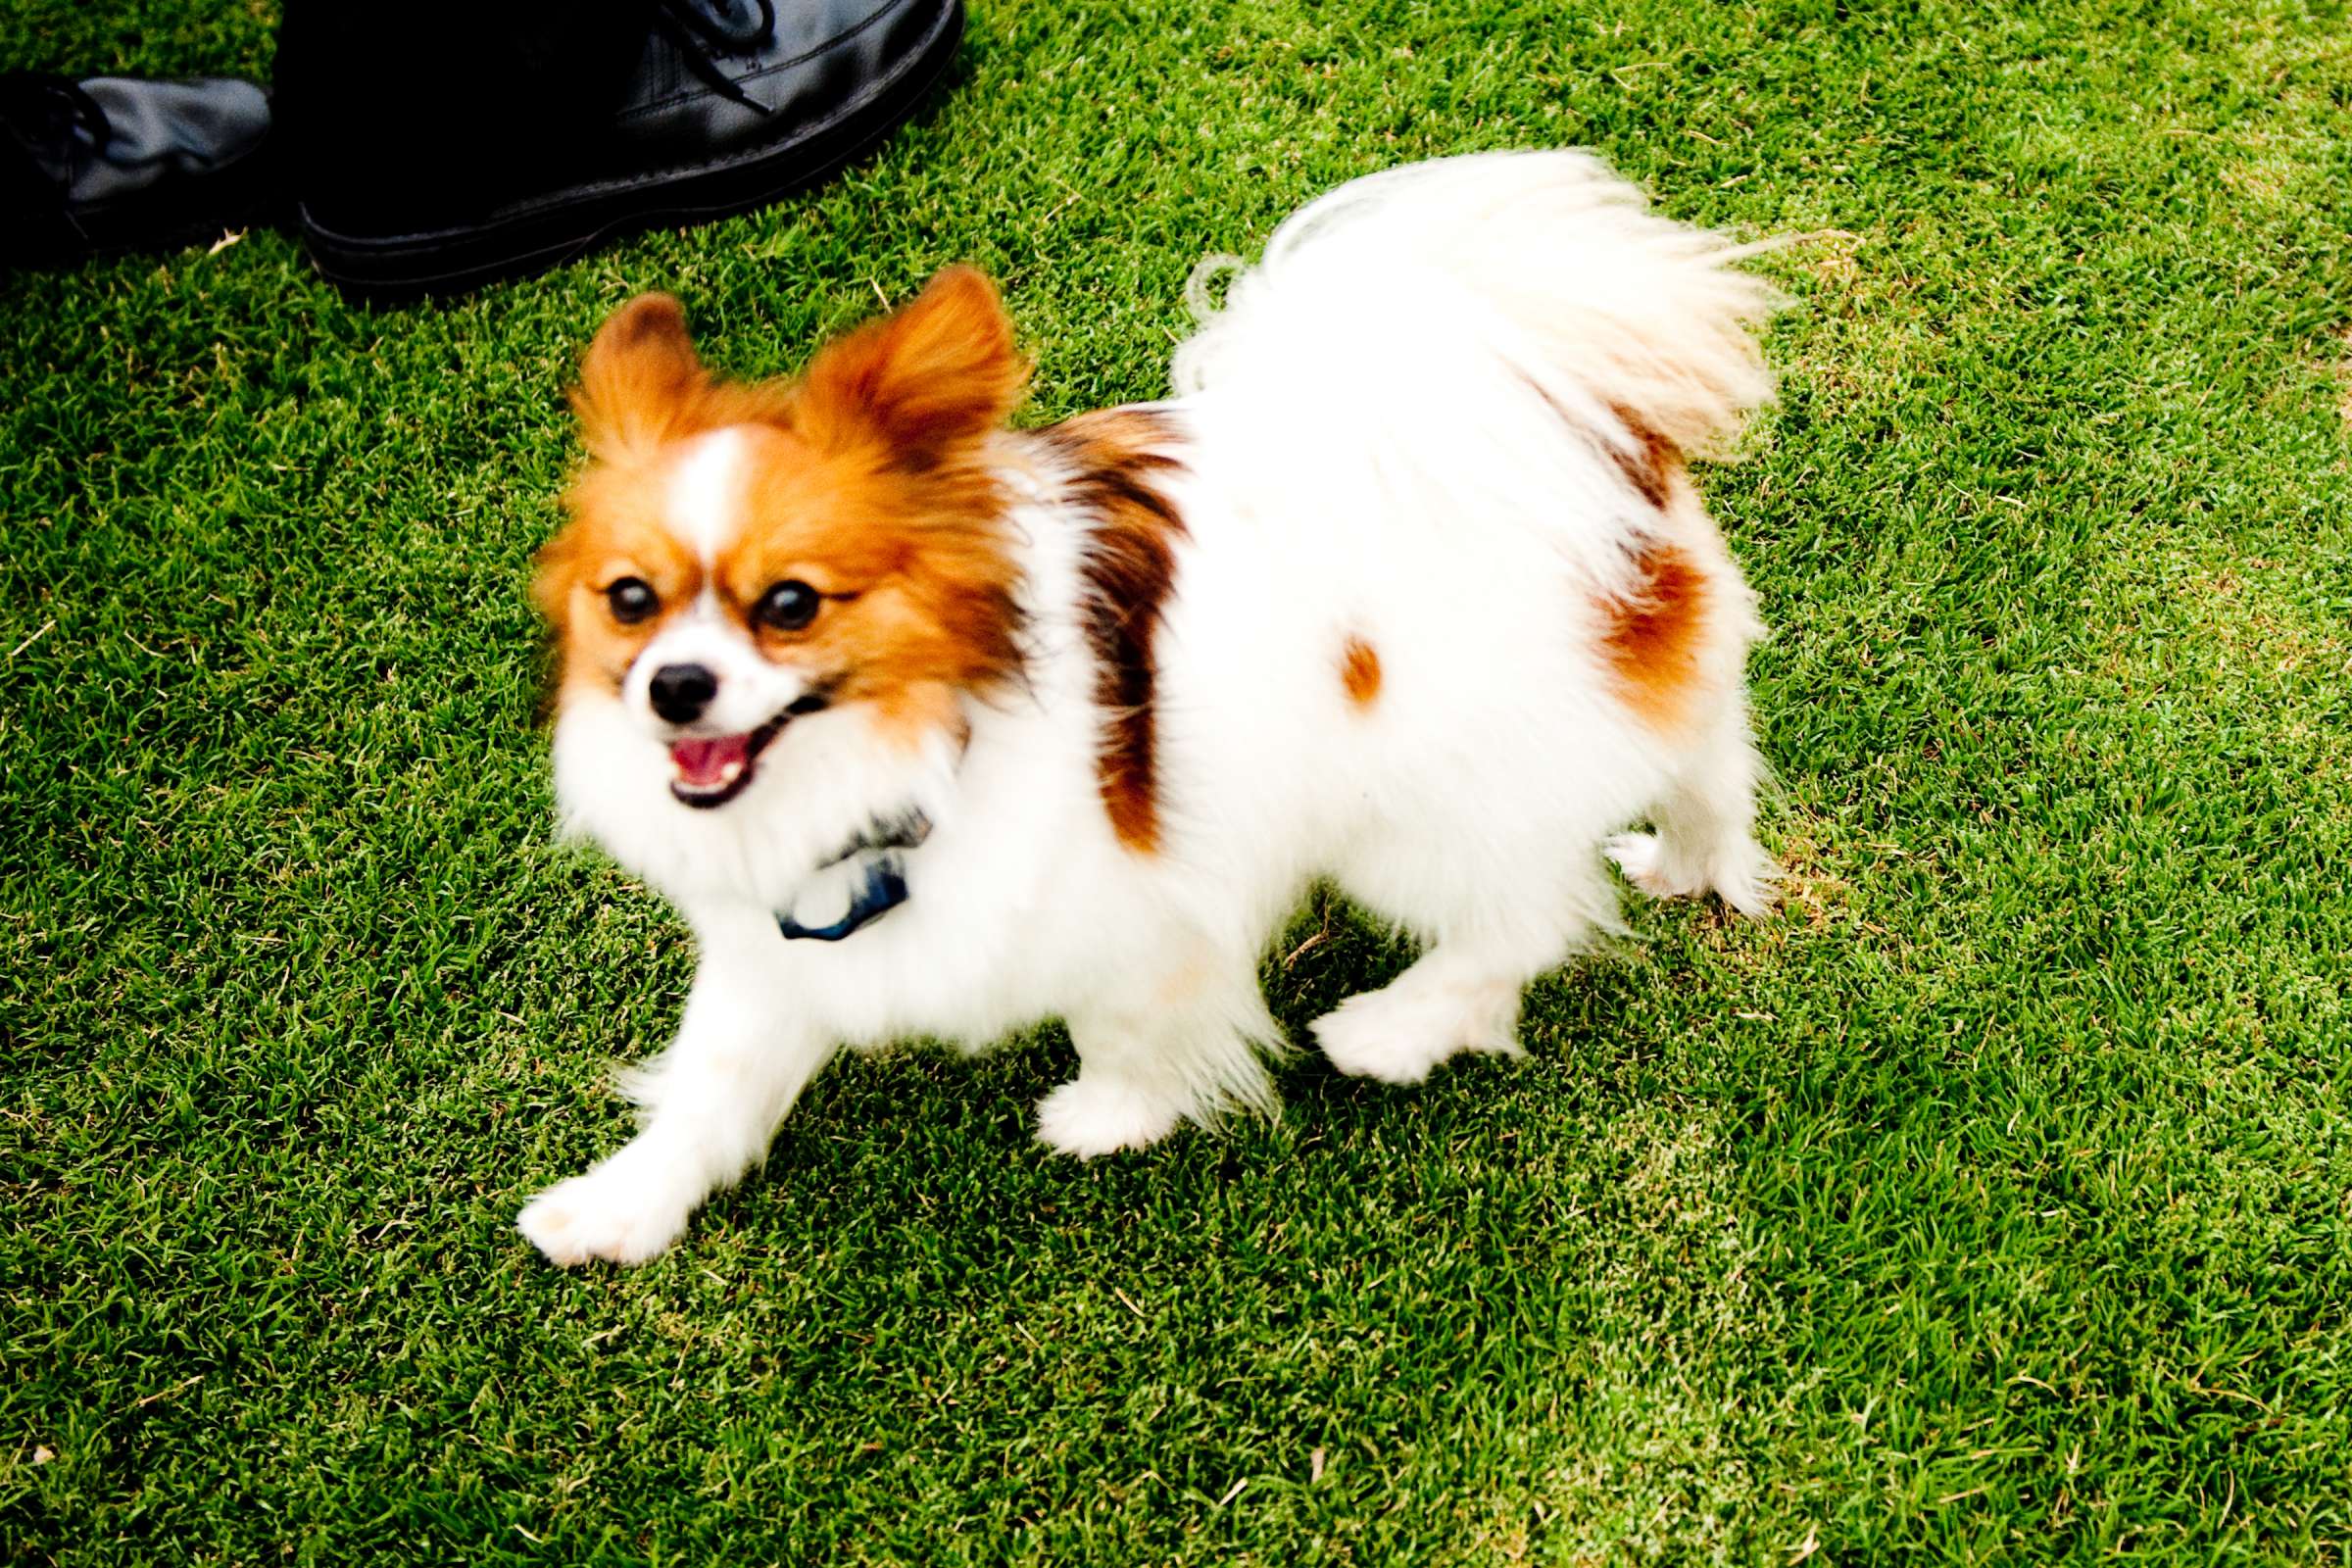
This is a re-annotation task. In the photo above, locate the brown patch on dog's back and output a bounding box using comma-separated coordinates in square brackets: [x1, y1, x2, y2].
[1606, 405, 1680, 511]
[1038, 409, 1189, 855]
[1602, 542, 1709, 726]
[1515, 377, 1683, 513]
[1510, 387, 1707, 723]
[1339, 635, 1383, 709]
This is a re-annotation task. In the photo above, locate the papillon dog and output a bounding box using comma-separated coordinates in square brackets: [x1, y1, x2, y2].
[518, 151, 1784, 1265]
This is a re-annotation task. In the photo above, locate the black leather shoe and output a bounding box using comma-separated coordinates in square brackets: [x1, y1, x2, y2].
[293, 0, 963, 297]
[0, 72, 279, 264]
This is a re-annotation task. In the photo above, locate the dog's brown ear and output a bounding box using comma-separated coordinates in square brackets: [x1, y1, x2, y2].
[797, 267, 1027, 463]
[572, 293, 706, 459]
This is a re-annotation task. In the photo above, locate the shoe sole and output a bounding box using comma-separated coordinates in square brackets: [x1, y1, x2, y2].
[298, 0, 961, 298]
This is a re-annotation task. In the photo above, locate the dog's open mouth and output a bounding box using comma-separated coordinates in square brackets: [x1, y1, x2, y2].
[668, 718, 785, 809]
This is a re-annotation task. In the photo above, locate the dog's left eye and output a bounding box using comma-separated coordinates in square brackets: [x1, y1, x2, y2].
[754, 579, 822, 632]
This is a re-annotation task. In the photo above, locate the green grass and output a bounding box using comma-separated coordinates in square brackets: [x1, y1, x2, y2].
[5, 0, 2350, 1560]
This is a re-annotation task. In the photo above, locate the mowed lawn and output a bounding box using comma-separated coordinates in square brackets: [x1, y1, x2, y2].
[5, 0, 2350, 1561]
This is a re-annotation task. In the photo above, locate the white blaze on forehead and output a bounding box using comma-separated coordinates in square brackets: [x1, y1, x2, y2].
[632, 423, 802, 741]
[665, 426, 752, 563]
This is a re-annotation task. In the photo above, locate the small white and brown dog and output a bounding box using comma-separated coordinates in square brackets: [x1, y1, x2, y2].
[518, 151, 1784, 1265]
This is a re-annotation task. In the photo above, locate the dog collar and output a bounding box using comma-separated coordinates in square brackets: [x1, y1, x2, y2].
[774, 809, 930, 943]
[776, 858, 908, 942]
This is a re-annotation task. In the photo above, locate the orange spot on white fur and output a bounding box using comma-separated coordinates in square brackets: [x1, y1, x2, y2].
[1339, 635, 1382, 708]
[1601, 543, 1708, 726]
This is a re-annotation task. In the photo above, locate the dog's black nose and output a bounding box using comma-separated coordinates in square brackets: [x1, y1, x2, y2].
[648, 662, 718, 724]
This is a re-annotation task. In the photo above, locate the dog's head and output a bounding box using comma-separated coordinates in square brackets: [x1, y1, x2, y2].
[533, 270, 1027, 809]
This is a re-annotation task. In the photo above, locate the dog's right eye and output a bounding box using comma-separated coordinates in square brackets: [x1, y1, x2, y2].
[606, 577, 659, 624]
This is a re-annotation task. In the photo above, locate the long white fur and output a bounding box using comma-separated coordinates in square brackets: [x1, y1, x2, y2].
[517, 151, 1785, 1266]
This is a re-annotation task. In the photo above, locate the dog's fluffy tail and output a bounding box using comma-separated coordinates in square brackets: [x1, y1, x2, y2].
[1172, 151, 1783, 583]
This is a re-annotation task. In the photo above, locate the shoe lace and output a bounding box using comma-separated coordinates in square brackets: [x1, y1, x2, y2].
[650, 0, 779, 114]
[0, 72, 113, 153]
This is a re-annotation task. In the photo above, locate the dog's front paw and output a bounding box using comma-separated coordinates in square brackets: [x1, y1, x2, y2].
[1035, 1076, 1184, 1158]
[516, 1164, 692, 1267]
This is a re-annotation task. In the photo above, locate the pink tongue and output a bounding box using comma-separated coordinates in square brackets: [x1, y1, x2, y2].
[669, 733, 751, 787]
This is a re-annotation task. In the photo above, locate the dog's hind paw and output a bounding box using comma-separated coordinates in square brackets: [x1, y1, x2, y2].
[1607, 830, 1778, 917]
[1606, 831, 1689, 899]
